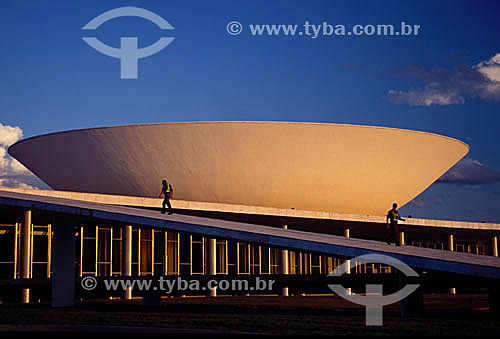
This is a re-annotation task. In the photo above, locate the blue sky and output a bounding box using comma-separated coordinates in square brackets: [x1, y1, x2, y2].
[1, 0, 500, 222]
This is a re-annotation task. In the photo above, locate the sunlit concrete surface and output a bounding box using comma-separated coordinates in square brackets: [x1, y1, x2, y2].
[1, 187, 498, 232]
[8, 122, 469, 216]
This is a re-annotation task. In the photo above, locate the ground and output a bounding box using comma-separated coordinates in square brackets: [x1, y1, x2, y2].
[0, 294, 498, 335]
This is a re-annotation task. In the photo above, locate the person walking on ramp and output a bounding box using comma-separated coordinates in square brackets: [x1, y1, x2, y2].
[386, 202, 405, 246]
[159, 179, 174, 215]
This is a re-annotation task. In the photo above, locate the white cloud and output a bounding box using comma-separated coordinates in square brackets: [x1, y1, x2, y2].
[0, 122, 48, 189]
[408, 196, 442, 208]
[387, 53, 500, 106]
[0, 123, 23, 147]
[476, 53, 500, 82]
[0, 178, 36, 189]
[387, 87, 464, 106]
[437, 158, 500, 185]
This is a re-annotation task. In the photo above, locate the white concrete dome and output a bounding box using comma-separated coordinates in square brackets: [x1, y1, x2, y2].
[8, 122, 468, 216]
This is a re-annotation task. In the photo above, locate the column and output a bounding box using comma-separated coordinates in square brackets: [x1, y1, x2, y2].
[122, 225, 132, 300]
[207, 238, 217, 297]
[399, 272, 424, 318]
[142, 227, 160, 306]
[492, 236, 498, 257]
[21, 210, 31, 304]
[489, 287, 500, 314]
[399, 231, 405, 246]
[279, 225, 289, 296]
[51, 216, 76, 307]
[344, 228, 351, 296]
[447, 234, 456, 295]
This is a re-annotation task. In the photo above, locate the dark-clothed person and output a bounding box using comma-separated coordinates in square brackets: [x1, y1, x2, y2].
[386, 203, 405, 246]
[159, 179, 173, 215]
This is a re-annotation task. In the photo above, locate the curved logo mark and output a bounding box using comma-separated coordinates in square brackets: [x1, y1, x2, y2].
[328, 253, 420, 326]
[82, 6, 175, 79]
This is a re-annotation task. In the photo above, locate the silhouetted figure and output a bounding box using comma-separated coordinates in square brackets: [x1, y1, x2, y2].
[159, 179, 173, 215]
[386, 202, 405, 246]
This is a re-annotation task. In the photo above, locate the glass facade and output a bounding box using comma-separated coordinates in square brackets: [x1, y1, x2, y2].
[0, 221, 496, 296]
[0, 224, 17, 279]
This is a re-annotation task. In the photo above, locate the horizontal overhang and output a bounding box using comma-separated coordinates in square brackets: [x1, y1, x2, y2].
[1, 187, 499, 232]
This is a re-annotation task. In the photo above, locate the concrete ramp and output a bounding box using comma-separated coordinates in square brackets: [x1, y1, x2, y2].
[1, 189, 499, 279]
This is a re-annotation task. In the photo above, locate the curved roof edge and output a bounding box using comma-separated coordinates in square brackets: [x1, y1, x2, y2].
[8, 121, 470, 155]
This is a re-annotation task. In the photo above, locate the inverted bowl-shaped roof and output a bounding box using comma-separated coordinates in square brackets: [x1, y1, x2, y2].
[9, 122, 468, 216]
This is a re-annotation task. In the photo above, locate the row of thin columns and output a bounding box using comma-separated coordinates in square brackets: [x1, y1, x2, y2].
[397, 231, 498, 258]
[15, 212, 500, 305]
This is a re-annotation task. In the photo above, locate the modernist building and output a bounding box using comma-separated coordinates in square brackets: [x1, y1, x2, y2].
[0, 122, 498, 303]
